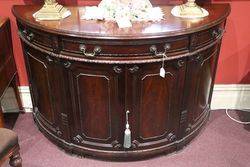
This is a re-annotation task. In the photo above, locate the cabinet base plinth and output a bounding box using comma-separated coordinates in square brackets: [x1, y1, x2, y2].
[33, 111, 210, 160]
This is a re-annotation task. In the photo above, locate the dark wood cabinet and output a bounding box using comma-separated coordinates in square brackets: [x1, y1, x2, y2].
[68, 62, 124, 150]
[0, 17, 22, 127]
[13, 4, 230, 160]
[184, 45, 220, 135]
[127, 60, 185, 149]
[25, 47, 65, 137]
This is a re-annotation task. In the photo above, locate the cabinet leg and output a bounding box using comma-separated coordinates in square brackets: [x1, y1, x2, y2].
[0, 105, 4, 128]
[11, 74, 24, 113]
[9, 150, 22, 167]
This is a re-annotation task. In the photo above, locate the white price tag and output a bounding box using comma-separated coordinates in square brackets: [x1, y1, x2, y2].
[160, 67, 166, 78]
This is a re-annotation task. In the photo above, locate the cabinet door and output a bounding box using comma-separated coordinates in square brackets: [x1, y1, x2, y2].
[127, 60, 186, 149]
[68, 63, 124, 150]
[185, 46, 219, 133]
[25, 47, 63, 137]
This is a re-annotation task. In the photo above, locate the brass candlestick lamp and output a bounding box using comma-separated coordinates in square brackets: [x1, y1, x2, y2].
[171, 0, 209, 18]
[33, 0, 71, 20]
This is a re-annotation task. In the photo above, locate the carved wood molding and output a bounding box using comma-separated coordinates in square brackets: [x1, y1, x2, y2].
[61, 113, 69, 127]
[180, 110, 188, 125]
[175, 60, 185, 69]
[113, 66, 123, 73]
[111, 140, 122, 149]
[52, 36, 60, 53]
[73, 135, 83, 143]
[128, 65, 140, 73]
[63, 61, 71, 68]
[19, 31, 224, 64]
[132, 140, 140, 148]
[167, 133, 176, 142]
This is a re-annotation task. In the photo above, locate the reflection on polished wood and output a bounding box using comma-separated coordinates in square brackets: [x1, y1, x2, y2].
[13, 4, 230, 160]
[12, 4, 230, 38]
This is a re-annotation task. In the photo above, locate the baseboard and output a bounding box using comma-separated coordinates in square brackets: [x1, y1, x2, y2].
[18, 86, 33, 112]
[17, 84, 250, 112]
[211, 84, 250, 110]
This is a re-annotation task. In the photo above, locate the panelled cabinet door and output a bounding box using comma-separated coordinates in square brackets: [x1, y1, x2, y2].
[68, 63, 124, 150]
[126, 60, 186, 149]
[25, 47, 63, 137]
[185, 45, 219, 133]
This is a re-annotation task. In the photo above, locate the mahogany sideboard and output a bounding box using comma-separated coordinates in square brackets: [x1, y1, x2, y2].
[0, 17, 22, 128]
[13, 4, 230, 160]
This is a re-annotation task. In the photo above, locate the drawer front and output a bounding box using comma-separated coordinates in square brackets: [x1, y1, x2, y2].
[61, 36, 189, 57]
[19, 24, 54, 50]
[191, 25, 224, 50]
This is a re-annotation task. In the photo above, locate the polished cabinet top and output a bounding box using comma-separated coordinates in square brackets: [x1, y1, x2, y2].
[12, 4, 230, 39]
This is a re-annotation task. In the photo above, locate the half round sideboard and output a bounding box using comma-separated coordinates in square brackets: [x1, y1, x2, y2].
[13, 4, 230, 160]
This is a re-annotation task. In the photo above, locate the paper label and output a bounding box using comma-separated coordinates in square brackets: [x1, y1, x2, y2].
[160, 67, 166, 78]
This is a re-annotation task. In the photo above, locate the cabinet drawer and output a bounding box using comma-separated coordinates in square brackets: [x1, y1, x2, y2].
[19, 25, 54, 50]
[192, 25, 223, 49]
[61, 36, 189, 57]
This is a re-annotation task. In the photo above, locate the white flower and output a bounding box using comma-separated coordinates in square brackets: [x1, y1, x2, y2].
[83, 0, 164, 27]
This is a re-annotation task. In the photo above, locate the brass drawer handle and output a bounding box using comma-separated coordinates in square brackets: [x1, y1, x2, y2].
[22, 29, 27, 35]
[27, 32, 35, 42]
[212, 28, 224, 39]
[150, 43, 171, 57]
[46, 56, 53, 62]
[212, 30, 219, 38]
[21, 29, 34, 42]
[79, 44, 101, 57]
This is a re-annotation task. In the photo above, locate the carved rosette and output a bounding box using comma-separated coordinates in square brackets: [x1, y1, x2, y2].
[113, 66, 123, 74]
[175, 60, 185, 69]
[195, 53, 204, 66]
[56, 127, 63, 137]
[128, 65, 140, 73]
[63, 61, 71, 68]
[111, 140, 122, 149]
[132, 140, 140, 148]
[185, 124, 192, 134]
[167, 133, 176, 142]
[73, 135, 84, 143]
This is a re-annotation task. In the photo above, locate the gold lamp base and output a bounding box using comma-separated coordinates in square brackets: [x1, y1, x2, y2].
[171, 1, 209, 19]
[33, 2, 71, 21]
